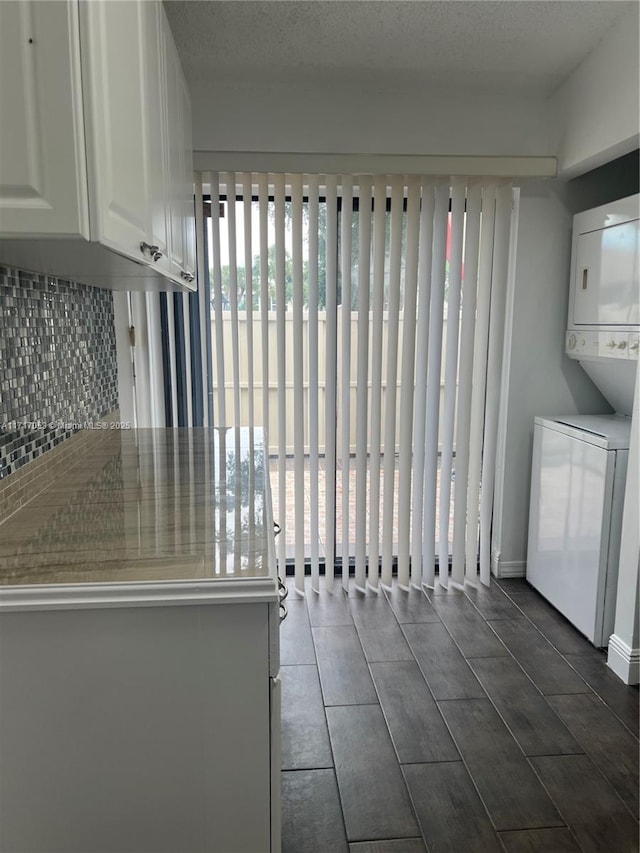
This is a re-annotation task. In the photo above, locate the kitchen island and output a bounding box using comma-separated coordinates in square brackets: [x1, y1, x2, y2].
[0, 428, 281, 853]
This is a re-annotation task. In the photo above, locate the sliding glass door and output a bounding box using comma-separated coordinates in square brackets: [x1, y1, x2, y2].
[201, 173, 513, 593]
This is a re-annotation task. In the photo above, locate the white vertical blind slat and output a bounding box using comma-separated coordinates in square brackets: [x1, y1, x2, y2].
[258, 174, 270, 441]
[274, 174, 288, 578]
[242, 172, 255, 430]
[183, 291, 193, 427]
[422, 178, 450, 589]
[479, 182, 513, 585]
[225, 172, 241, 426]
[195, 175, 209, 427]
[397, 176, 421, 588]
[292, 174, 306, 590]
[381, 177, 404, 587]
[410, 178, 436, 588]
[465, 182, 497, 582]
[367, 176, 387, 589]
[451, 182, 482, 586]
[438, 177, 466, 581]
[210, 172, 226, 426]
[165, 291, 178, 428]
[355, 176, 372, 590]
[340, 176, 353, 589]
[307, 175, 321, 591]
[324, 175, 339, 592]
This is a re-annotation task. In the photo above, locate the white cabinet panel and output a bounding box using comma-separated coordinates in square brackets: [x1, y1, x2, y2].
[144, 2, 171, 274]
[162, 8, 196, 284]
[182, 78, 197, 279]
[0, 0, 89, 237]
[0, 602, 275, 853]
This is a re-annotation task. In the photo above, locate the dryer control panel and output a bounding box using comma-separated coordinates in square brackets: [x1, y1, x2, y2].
[566, 329, 640, 361]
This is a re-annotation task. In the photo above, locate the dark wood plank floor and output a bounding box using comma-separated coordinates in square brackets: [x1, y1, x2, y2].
[281, 575, 640, 853]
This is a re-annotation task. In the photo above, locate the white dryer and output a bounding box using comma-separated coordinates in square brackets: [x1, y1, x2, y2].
[527, 414, 630, 647]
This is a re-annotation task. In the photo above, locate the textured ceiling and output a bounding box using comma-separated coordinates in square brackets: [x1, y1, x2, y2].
[163, 0, 634, 97]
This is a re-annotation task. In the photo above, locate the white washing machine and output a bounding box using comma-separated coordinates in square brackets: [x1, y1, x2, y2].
[526, 414, 630, 647]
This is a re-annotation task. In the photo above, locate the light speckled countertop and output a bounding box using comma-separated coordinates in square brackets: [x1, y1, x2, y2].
[0, 428, 275, 588]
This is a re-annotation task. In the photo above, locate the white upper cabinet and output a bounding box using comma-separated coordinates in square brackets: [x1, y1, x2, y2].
[0, 0, 195, 292]
[0, 0, 89, 237]
[80, 0, 155, 265]
[163, 15, 196, 284]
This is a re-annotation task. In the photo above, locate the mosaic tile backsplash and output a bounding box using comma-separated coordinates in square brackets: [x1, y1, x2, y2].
[0, 267, 118, 481]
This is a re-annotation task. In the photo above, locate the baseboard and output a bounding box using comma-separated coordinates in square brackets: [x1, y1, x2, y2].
[607, 634, 640, 685]
[491, 553, 526, 579]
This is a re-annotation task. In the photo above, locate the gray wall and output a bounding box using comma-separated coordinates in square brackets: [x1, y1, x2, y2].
[493, 154, 639, 574]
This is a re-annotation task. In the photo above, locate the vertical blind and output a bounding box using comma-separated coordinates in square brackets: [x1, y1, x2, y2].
[201, 172, 514, 594]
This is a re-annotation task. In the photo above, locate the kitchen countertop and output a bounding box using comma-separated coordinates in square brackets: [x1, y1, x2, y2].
[0, 428, 277, 604]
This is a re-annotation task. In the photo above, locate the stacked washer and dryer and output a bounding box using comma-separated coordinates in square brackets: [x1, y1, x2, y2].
[527, 194, 639, 648]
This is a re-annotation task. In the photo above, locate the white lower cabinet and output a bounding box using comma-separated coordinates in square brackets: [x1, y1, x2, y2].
[0, 599, 281, 852]
[0, 0, 195, 292]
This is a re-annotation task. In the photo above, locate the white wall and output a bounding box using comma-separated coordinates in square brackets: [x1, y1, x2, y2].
[550, 3, 640, 177]
[191, 81, 555, 160]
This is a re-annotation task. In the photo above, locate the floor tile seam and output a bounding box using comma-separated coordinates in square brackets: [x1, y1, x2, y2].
[460, 580, 519, 622]
[412, 595, 513, 665]
[464, 656, 593, 756]
[397, 620, 486, 705]
[310, 615, 375, 709]
[483, 617, 596, 696]
[527, 750, 640, 826]
[489, 586, 593, 660]
[495, 826, 586, 853]
[383, 580, 450, 624]
[520, 749, 587, 758]
[400, 743, 506, 844]
[313, 699, 352, 849]
[348, 838, 427, 845]
[281, 762, 334, 771]
[281, 767, 335, 774]
[495, 822, 573, 834]
[326, 705, 422, 847]
[434, 691, 585, 770]
[539, 697, 640, 817]
[545, 688, 640, 741]
[546, 668, 640, 740]
[433, 695, 580, 831]
[435, 683, 583, 832]
[287, 597, 320, 666]
[365, 660, 464, 767]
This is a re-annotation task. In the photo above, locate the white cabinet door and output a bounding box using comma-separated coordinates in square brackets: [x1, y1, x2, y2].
[162, 9, 196, 285]
[163, 15, 187, 279]
[142, 1, 171, 276]
[0, 0, 89, 237]
[80, 0, 155, 266]
[181, 77, 197, 280]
